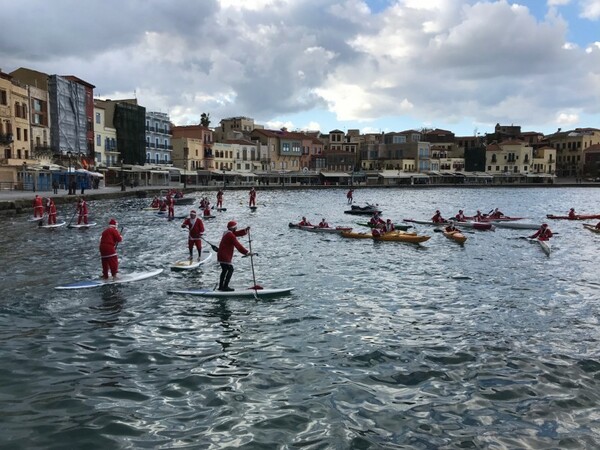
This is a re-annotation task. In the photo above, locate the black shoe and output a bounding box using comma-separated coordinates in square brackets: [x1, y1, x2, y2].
[223, 287, 234, 292]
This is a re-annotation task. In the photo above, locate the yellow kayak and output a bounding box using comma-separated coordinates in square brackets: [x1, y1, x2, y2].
[341, 230, 430, 243]
[443, 230, 467, 244]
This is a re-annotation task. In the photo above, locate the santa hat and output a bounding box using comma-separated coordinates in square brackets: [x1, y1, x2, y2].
[227, 220, 237, 229]
[190, 210, 196, 215]
[109, 218, 118, 226]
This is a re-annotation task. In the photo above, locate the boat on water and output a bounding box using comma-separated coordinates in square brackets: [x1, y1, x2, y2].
[547, 213, 600, 220]
[403, 218, 495, 231]
[344, 203, 382, 215]
[490, 221, 540, 230]
[443, 230, 467, 244]
[288, 223, 352, 233]
[340, 230, 430, 243]
[583, 223, 600, 234]
[530, 238, 551, 256]
[355, 222, 412, 231]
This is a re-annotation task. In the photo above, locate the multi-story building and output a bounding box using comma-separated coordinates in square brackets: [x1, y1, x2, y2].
[171, 125, 214, 170]
[93, 100, 118, 168]
[145, 111, 172, 165]
[530, 146, 556, 175]
[321, 129, 359, 172]
[582, 144, 600, 178]
[214, 116, 262, 142]
[485, 140, 533, 175]
[28, 84, 51, 162]
[543, 128, 600, 177]
[250, 128, 303, 172]
[64, 75, 95, 166]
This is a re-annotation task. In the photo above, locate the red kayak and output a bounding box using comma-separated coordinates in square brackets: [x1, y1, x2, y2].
[546, 214, 600, 220]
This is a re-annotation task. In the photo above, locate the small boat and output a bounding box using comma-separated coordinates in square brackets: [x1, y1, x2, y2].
[530, 238, 551, 256]
[547, 213, 600, 220]
[583, 223, 600, 234]
[403, 218, 495, 231]
[355, 222, 413, 231]
[443, 230, 467, 244]
[289, 223, 352, 233]
[340, 230, 429, 243]
[344, 204, 382, 215]
[168, 287, 294, 298]
[490, 221, 540, 230]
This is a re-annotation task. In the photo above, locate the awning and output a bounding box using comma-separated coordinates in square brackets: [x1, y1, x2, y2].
[320, 172, 351, 177]
[381, 172, 428, 178]
[149, 170, 169, 174]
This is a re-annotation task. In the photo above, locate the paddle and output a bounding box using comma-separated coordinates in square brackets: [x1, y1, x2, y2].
[200, 235, 219, 252]
[247, 229, 259, 299]
[67, 206, 78, 227]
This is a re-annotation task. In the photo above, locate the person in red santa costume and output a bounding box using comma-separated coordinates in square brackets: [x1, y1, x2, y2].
[99, 218, 123, 279]
[77, 196, 88, 225]
[46, 198, 57, 225]
[249, 187, 256, 207]
[181, 210, 205, 260]
[166, 194, 175, 220]
[33, 194, 44, 218]
[217, 220, 252, 291]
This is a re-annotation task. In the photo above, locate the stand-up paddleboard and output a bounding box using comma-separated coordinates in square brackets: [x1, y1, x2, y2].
[39, 221, 66, 229]
[170, 251, 213, 271]
[55, 268, 163, 290]
[201, 215, 216, 219]
[168, 287, 294, 298]
[250, 206, 258, 211]
[68, 222, 97, 229]
[143, 207, 160, 211]
[28, 216, 44, 222]
[215, 208, 227, 212]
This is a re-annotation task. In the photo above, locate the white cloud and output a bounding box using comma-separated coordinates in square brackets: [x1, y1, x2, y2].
[547, 0, 571, 5]
[556, 112, 580, 124]
[579, 0, 600, 19]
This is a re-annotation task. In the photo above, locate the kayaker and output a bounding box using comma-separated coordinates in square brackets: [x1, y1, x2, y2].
[217, 221, 252, 291]
[347, 189, 354, 204]
[369, 212, 384, 226]
[181, 210, 205, 261]
[371, 222, 385, 237]
[203, 204, 212, 217]
[299, 216, 312, 226]
[384, 219, 395, 232]
[490, 208, 504, 219]
[318, 218, 329, 228]
[474, 210, 484, 222]
[445, 220, 458, 233]
[595, 222, 600, 229]
[455, 210, 466, 221]
[32, 194, 44, 218]
[99, 218, 123, 279]
[76, 196, 88, 225]
[529, 223, 553, 241]
[216, 189, 224, 209]
[249, 187, 257, 207]
[431, 210, 445, 223]
[568, 208, 577, 219]
[150, 196, 160, 208]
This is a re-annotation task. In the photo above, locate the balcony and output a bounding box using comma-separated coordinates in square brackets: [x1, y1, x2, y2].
[0, 133, 14, 144]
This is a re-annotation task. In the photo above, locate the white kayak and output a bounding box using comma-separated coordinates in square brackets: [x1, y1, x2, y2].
[170, 250, 213, 270]
[168, 287, 294, 298]
[68, 222, 97, 229]
[530, 238, 551, 256]
[55, 268, 163, 290]
[492, 222, 540, 230]
[39, 221, 66, 229]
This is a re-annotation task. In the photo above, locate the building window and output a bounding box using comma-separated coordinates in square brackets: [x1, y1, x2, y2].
[0, 89, 7, 105]
[96, 134, 101, 146]
[16, 128, 21, 140]
[24, 129, 28, 142]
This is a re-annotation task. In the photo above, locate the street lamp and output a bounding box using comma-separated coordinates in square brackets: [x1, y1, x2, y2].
[183, 147, 188, 189]
[120, 159, 126, 191]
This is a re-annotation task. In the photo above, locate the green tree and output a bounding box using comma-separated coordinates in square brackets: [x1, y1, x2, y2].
[200, 113, 211, 127]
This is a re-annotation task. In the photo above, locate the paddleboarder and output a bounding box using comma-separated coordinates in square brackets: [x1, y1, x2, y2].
[166, 194, 175, 220]
[46, 198, 57, 225]
[217, 221, 252, 291]
[216, 189, 224, 209]
[99, 218, 123, 279]
[249, 187, 256, 207]
[33, 194, 44, 218]
[529, 223, 553, 241]
[347, 189, 354, 204]
[181, 210, 205, 261]
[76, 196, 88, 225]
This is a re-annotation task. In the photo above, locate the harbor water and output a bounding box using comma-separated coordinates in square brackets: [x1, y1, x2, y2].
[0, 187, 599, 449]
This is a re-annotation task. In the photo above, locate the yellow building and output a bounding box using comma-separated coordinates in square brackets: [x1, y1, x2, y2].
[485, 140, 533, 175]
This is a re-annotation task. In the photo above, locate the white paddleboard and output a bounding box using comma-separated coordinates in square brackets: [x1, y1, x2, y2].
[170, 251, 213, 270]
[168, 287, 294, 298]
[68, 222, 97, 229]
[55, 268, 163, 290]
[39, 221, 66, 229]
[28, 216, 44, 222]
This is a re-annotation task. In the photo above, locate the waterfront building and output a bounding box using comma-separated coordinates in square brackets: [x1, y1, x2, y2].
[145, 111, 172, 165]
[93, 100, 118, 168]
[171, 124, 214, 185]
[582, 144, 600, 179]
[485, 139, 533, 180]
[542, 128, 600, 178]
[214, 116, 263, 142]
[530, 146, 557, 179]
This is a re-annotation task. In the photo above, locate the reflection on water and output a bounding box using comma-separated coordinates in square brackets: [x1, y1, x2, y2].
[0, 187, 599, 448]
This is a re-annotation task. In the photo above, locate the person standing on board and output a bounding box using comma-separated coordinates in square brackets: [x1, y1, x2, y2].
[32, 194, 44, 218]
[249, 187, 257, 207]
[166, 194, 175, 220]
[46, 198, 57, 225]
[347, 189, 354, 204]
[529, 223, 553, 241]
[181, 210, 205, 261]
[217, 221, 252, 291]
[99, 219, 123, 279]
[216, 189, 224, 209]
[76, 196, 88, 225]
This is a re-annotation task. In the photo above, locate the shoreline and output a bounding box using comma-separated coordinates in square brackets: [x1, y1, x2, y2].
[0, 180, 598, 216]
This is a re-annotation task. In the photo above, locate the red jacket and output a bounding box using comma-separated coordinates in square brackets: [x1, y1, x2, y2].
[181, 217, 205, 240]
[99, 226, 122, 257]
[531, 228, 552, 241]
[217, 229, 249, 264]
[78, 200, 88, 215]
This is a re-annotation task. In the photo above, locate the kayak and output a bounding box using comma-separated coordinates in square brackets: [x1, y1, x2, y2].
[443, 230, 467, 244]
[170, 250, 213, 271]
[547, 214, 600, 220]
[340, 230, 430, 243]
[55, 269, 163, 290]
[168, 287, 294, 298]
[490, 222, 540, 230]
[530, 238, 551, 256]
[403, 218, 495, 231]
[289, 223, 352, 233]
[583, 223, 600, 234]
[355, 222, 413, 231]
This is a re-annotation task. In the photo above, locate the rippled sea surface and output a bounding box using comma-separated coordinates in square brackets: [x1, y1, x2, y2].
[1, 187, 599, 449]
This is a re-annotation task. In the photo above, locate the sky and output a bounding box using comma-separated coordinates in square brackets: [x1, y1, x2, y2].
[1, 0, 599, 137]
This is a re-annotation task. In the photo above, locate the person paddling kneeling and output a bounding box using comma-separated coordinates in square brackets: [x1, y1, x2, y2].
[217, 221, 253, 291]
[529, 223, 552, 241]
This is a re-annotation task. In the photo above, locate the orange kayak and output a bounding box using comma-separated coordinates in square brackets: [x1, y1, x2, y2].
[443, 230, 467, 244]
[340, 230, 430, 243]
